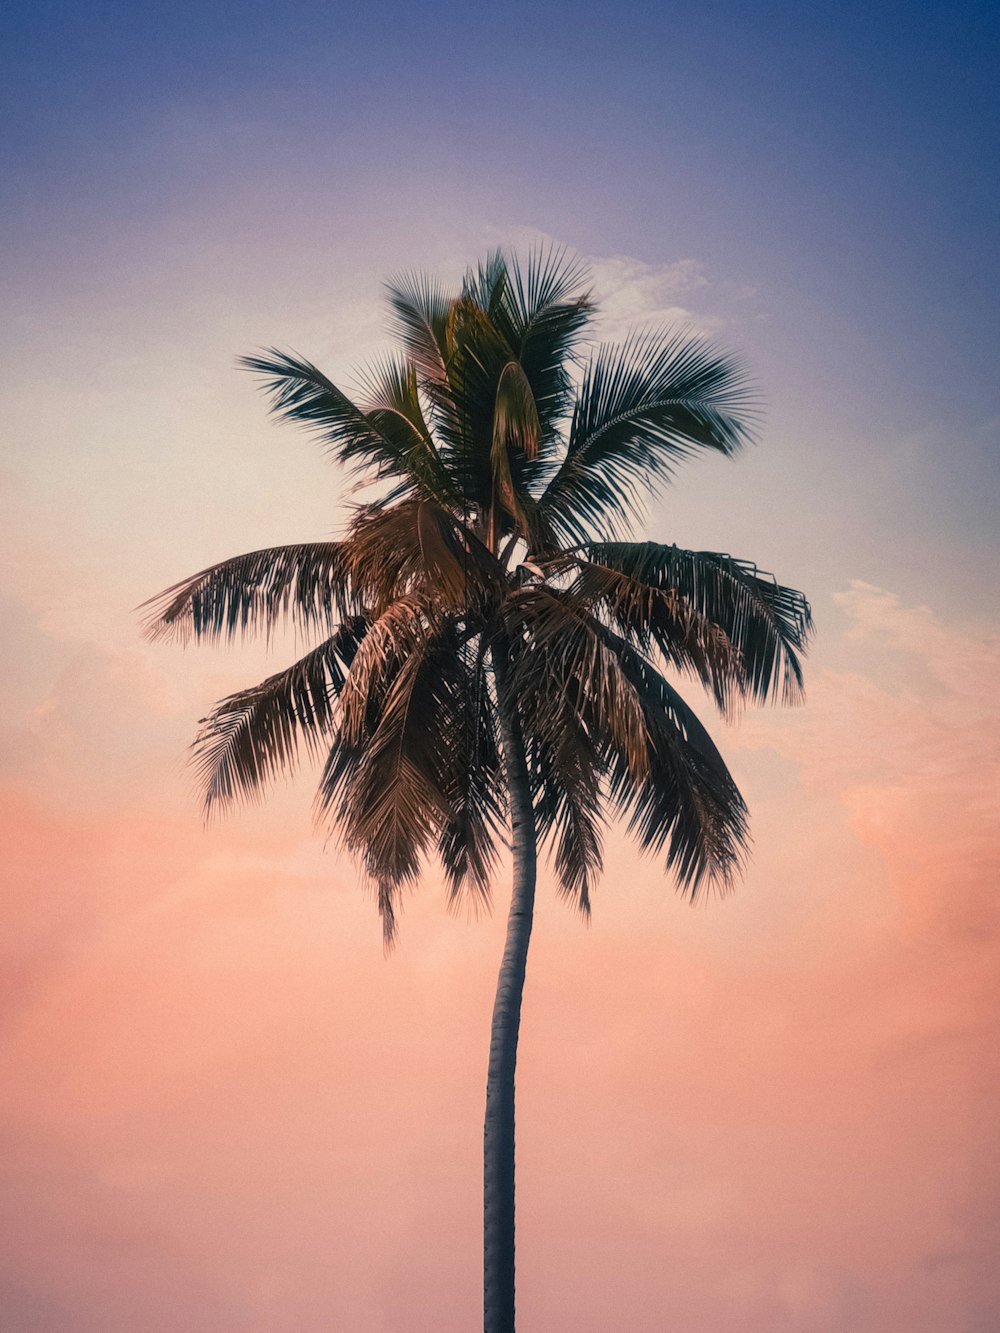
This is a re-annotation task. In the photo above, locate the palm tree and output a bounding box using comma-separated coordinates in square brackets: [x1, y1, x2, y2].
[143, 249, 811, 1333]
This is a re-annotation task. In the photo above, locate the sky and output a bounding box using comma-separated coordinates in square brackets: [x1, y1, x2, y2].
[2, 1, 998, 1329]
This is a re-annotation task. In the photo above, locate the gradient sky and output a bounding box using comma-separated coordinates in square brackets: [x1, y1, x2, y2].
[2, 2, 998, 1329]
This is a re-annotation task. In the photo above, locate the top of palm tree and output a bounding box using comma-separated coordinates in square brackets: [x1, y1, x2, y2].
[143, 247, 811, 943]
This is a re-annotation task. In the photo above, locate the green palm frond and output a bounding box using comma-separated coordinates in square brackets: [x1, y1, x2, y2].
[582, 542, 813, 705]
[502, 245, 592, 336]
[537, 331, 755, 545]
[462, 250, 510, 318]
[240, 349, 444, 497]
[496, 246, 593, 444]
[352, 353, 452, 501]
[382, 270, 453, 387]
[192, 618, 367, 815]
[140, 543, 351, 643]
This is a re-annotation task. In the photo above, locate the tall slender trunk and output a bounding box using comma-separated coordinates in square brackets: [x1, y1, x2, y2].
[484, 642, 537, 1333]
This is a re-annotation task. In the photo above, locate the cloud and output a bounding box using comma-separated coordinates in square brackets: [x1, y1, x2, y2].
[740, 580, 1000, 946]
[584, 252, 726, 342]
[481, 224, 731, 342]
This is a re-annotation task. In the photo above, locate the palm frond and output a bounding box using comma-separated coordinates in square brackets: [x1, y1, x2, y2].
[484, 360, 541, 541]
[240, 349, 442, 497]
[340, 641, 452, 888]
[564, 553, 744, 714]
[337, 594, 437, 745]
[462, 250, 510, 318]
[504, 585, 650, 784]
[493, 360, 541, 461]
[394, 292, 511, 516]
[382, 270, 453, 387]
[352, 353, 453, 501]
[344, 499, 502, 615]
[468, 247, 595, 487]
[537, 330, 755, 545]
[597, 628, 749, 893]
[437, 641, 505, 908]
[141, 543, 350, 643]
[581, 543, 813, 705]
[503, 245, 592, 335]
[318, 618, 480, 944]
[506, 588, 746, 898]
[527, 703, 604, 915]
[497, 245, 594, 446]
[192, 618, 367, 815]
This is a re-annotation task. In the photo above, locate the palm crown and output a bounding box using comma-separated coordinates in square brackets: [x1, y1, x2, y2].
[144, 249, 812, 944]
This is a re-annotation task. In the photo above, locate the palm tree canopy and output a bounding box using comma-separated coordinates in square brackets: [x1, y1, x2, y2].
[143, 249, 812, 943]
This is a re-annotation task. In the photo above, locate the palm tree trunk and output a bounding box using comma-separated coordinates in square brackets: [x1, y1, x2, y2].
[484, 641, 537, 1333]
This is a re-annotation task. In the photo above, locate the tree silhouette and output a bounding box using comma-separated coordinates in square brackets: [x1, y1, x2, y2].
[144, 249, 811, 1332]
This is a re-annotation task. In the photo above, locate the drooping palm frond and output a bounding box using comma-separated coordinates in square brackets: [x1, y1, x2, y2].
[581, 542, 813, 705]
[436, 643, 506, 908]
[562, 553, 744, 714]
[240, 349, 447, 498]
[537, 331, 755, 546]
[336, 594, 439, 745]
[316, 642, 442, 945]
[526, 702, 604, 915]
[192, 618, 367, 815]
[597, 629, 749, 893]
[504, 585, 651, 783]
[317, 615, 480, 944]
[141, 543, 352, 643]
[339, 643, 454, 938]
[504, 587, 747, 894]
[343, 498, 502, 616]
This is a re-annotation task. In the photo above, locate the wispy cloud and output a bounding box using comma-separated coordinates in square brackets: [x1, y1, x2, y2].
[585, 253, 713, 340]
[741, 580, 1000, 941]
